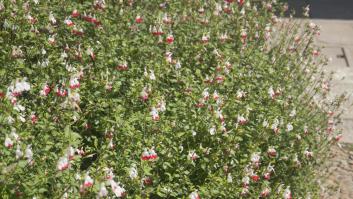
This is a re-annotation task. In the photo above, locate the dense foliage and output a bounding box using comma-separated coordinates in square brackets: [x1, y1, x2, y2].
[0, 0, 344, 198]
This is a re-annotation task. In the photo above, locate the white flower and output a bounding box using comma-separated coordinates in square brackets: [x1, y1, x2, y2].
[175, 60, 181, 70]
[49, 12, 56, 24]
[129, 166, 138, 179]
[14, 104, 25, 112]
[202, 88, 209, 100]
[19, 114, 26, 122]
[149, 70, 156, 80]
[25, 145, 33, 163]
[16, 145, 23, 159]
[251, 153, 260, 164]
[98, 183, 108, 197]
[286, 123, 293, 132]
[268, 86, 275, 99]
[192, 131, 197, 136]
[289, 109, 296, 117]
[227, 173, 233, 183]
[209, 126, 216, 135]
[283, 186, 292, 199]
[7, 116, 15, 124]
[110, 180, 126, 197]
[189, 191, 200, 199]
[263, 120, 269, 127]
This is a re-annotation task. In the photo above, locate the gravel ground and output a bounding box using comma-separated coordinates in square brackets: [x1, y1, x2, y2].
[321, 144, 353, 199]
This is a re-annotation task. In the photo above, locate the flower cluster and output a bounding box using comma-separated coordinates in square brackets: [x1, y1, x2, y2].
[0, 0, 344, 198]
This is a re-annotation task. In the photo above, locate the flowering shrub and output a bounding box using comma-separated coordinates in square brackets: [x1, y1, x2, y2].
[0, 0, 344, 198]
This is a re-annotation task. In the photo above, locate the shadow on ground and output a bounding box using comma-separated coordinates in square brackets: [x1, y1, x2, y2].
[288, 0, 353, 20]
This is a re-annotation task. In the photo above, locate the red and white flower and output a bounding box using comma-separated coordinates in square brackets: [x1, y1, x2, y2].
[64, 18, 74, 26]
[150, 107, 160, 121]
[201, 34, 209, 44]
[237, 115, 247, 125]
[260, 188, 271, 198]
[141, 148, 158, 161]
[4, 137, 14, 148]
[283, 187, 292, 199]
[166, 34, 174, 44]
[140, 87, 149, 101]
[116, 61, 128, 71]
[40, 84, 51, 96]
[57, 156, 70, 171]
[135, 15, 143, 23]
[69, 77, 80, 89]
[71, 9, 80, 18]
[267, 147, 277, 157]
[110, 180, 126, 198]
[163, 13, 172, 24]
[83, 174, 94, 188]
[188, 150, 199, 161]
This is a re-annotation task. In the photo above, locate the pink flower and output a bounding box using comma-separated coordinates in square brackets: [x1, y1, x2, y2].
[201, 34, 209, 44]
[56, 87, 67, 97]
[40, 84, 51, 96]
[30, 114, 38, 124]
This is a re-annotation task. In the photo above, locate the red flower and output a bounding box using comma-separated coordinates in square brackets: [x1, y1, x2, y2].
[143, 177, 153, 186]
[251, 174, 260, 182]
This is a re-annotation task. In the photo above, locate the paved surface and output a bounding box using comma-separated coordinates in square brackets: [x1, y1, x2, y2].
[288, 0, 353, 145]
[289, 1, 353, 198]
[312, 19, 353, 143]
[288, 0, 353, 20]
